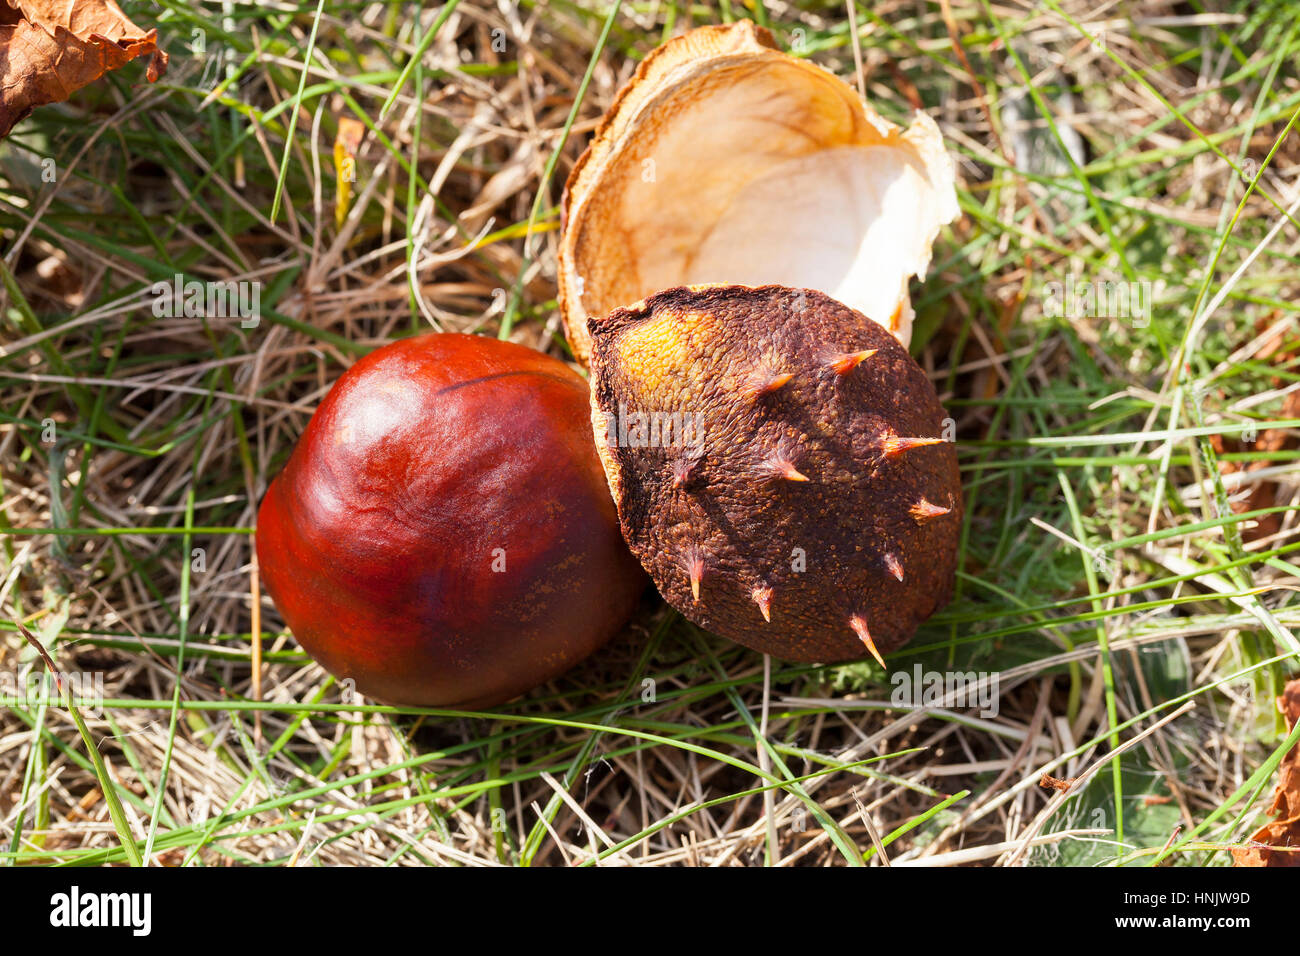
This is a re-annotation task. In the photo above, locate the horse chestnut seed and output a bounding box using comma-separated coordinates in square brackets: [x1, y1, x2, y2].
[256, 333, 646, 709]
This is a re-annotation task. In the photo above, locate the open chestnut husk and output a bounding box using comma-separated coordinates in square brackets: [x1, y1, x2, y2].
[558, 20, 959, 365]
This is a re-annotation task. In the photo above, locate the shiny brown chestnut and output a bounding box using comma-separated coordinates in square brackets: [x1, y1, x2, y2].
[256, 333, 646, 709]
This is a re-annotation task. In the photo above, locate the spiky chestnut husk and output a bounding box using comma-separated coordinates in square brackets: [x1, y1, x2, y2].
[587, 285, 961, 664]
[256, 333, 647, 708]
[557, 21, 959, 366]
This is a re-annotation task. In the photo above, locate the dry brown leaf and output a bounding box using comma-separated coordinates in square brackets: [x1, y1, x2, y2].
[1233, 679, 1300, 867]
[0, 0, 167, 138]
[1039, 773, 1077, 793]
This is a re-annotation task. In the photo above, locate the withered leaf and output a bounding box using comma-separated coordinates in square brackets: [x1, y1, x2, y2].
[0, 0, 167, 139]
[1039, 773, 1077, 793]
[1233, 679, 1300, 867]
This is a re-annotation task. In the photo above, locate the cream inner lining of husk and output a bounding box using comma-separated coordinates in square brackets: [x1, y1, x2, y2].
[567, 57, 959, 348]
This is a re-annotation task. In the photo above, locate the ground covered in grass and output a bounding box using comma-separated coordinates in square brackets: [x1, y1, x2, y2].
[0, 0, 1298, 866]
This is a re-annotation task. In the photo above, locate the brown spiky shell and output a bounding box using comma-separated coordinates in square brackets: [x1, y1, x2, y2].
[587, 285, 961, 663]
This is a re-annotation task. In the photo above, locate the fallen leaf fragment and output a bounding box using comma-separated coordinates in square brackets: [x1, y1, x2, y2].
[0, 0, 168, 139]
[1039, 773, 1077, 793]
[1233, 679, 1300, 866]
[333, 116, 365, 229]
